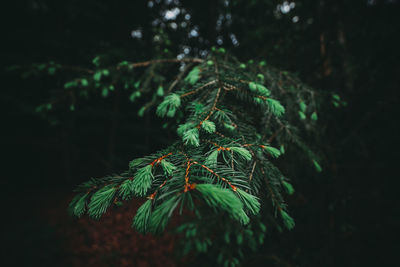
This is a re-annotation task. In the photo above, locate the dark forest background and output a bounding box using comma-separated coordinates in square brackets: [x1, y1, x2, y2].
[2, 0, 399, 266]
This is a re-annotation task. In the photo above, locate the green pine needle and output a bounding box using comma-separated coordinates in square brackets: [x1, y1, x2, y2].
[264, 145, 281, 158]
[259, 222, 267, 233]
[201, 120, 216, 133]
[156, 94, 181, 117]
[160, 160, 176, 176]
[280, 210, 295, 230]
[311, 112, 318, 121]
[282, 181, 295, 195]
[149, 195, 180, 233]
[280, 144, 285, 154]
[256, 84, 271, 97]
[299, 101, 307, 112]
[193, 102, 205, 114]
[177, 122, 196, 136]
[69, 193, 88, 217]
[312, 159, 322, 172]
[156, 101, 169, 117]
[64, 80, 77, 89]
[205, 149, 219, 168]
[166, 107, 177, 117]
[266, 98, 285, 116]
[88, 185, 117, 219]
[157, 86, 164, 96]
[184, 67, 200, 85]
[137, 106, 145, 117]
[298, 111, 306, 120]
[196, 184, 247, 224]
[81, 79, 89, 87]
[183, 128, 200, 147]
[93, 71, 102, 81]
[132, 199, 152, 233]
[254, 97, 264, 105]
[235, 188, 261, 215]
[332, 94, 341, 101]
[248, 82, 257, 92]
[224, 123, 236, 131]
[237, 209, 250, 225]
[229, 147, 252, 161]
[129, 158, 144, 170]
[132, 165, 154, 196]
[332, 100, 340, 107]
[102, 88, 109, 98]
[119, 179, 135, 200]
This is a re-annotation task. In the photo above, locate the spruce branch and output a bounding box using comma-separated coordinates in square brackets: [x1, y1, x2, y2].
[66, 52, 324, 245]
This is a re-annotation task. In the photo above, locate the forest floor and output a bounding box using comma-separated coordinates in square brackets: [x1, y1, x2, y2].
[7, 190, 181, 267]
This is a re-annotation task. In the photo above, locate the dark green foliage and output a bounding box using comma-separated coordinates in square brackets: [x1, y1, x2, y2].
[196, 184, 247, 224]
[160, 160, 176, 176]
[313, 159, 322, 172]
[229, 147, 252, 161]
[185, 67, 201, 85]
[266, 98, 285, 117]
[280, 209, 295, 230]
[201, 120, 216, 133]
[235, 188, 260, 215]
[132, 165, 154, 197]
[88, 185, 117, 219]
[149, 195, 181, 233]
[156, 94, 181, 117]
[205, 149, 219, 168]
[118, 179, 135, 200]
[182, 128, 200, 147]
[132, 199, 153, 233]
[68, 193, 88, 217]
[282, 180, 295, 195]
[311, 111, 318, 121]
[263, 145, 281, 158]
[129, 158, 144, 170]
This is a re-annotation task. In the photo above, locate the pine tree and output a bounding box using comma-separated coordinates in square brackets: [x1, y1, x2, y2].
[31, 48, 322, 266]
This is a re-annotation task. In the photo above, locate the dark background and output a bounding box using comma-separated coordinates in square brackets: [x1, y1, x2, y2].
[2, 0, 399, 266]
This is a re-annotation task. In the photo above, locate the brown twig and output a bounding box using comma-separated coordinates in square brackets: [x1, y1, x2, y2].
[192, 161, 237, 191]
[129, 58, 203, 68]
[180, 80, 216, 98]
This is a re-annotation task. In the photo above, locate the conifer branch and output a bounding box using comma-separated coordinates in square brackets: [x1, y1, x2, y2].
[66, 52, 323, 244]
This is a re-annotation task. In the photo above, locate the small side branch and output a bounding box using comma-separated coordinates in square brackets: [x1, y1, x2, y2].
[180, 80, 216, 98]
[249, 161, 257, 181]
[150, 152, 173, 167]
[192, 161, 237, 191]
[197, 87, 222, 128]
[129, 58, 203, 68]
